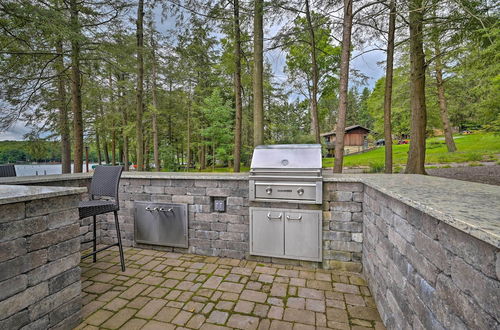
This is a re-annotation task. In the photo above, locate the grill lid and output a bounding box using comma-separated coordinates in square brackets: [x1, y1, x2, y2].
[250, 144, 322, 169]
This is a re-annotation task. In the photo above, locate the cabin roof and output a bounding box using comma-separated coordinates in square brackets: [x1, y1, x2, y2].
[320, 125, 370, 137]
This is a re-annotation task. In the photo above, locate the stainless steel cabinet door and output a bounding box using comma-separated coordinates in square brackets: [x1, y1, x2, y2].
[157, 204, 188, 248]
[250, 208, 284, 257]
[134, 202, 188, 248]
[284, 210, 321, 261]
[135, 204, 160, 244]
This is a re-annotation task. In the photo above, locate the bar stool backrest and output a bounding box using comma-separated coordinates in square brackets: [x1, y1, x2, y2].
[90, 166, 123, 206]
[0, 164, 16, 177]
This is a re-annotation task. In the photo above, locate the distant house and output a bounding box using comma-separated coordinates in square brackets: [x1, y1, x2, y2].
[321, 125, 370, 157]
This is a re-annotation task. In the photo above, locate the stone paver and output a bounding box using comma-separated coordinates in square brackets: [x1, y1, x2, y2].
[77, 247, 384, 329]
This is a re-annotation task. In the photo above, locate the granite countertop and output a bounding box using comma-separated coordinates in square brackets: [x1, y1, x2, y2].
[120, 171, 249, 181]
[0, 171, 249, 184]
[2, 171, 498, 247]
[0, 185, 87, 205]
[0, 173, 92, 185]
[325, 174, 500, 248]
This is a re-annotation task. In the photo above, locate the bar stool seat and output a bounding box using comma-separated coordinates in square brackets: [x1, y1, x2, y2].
[79, 200, 118, 219]
[79, 165, 125, 271]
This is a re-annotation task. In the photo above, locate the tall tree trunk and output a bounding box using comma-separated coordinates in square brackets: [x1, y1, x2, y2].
[98, 101, 110, 164]
[233, 0, 243, 172]
[168, 81, 173, 145]
[135, 0, 145, 171]
[112, 123, 116, 165]
[333, 0, 353, 173]
[305, 0, 321, 143]
[144, 134, 150, 170]
[187, 98, 191, 168]
[253, 0, 264, 146]
[70, 0, 83, 173]
[95, 118, 102, 165]
[119, 74, 129, 171]
[434, 45, 457, 152]
[55, 40, 71, 174]
[109, 69, 116, 165]
[199, 142, 206, 170]
[151, 32, 160, 171]
[383, 0, 396, 173]
[406, 0, 427, 174]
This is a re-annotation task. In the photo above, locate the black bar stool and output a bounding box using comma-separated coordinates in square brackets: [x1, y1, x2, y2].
[79, 165, 125, 271]
[0, 164, 16, 177]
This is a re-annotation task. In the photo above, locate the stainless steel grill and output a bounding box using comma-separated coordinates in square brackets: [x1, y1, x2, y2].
[249, 144, 323, 262]
[249, 144, 323, 204]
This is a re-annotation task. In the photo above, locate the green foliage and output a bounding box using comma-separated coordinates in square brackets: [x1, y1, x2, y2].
[367, 162, 385, 173]
[200, 89, 234, 165]
[160, 145, 178, 172]
[346, 88, 373, 129]
[367, 67, 442, 137]
[283, 12, 340, 126]
[0, 140, 60, 163]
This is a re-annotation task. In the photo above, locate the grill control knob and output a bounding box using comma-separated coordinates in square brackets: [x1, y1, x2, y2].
[265, 187, 272, 195]
[297, 188, 304, 196]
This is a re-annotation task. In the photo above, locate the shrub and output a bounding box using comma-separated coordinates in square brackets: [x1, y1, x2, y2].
[466, 153, 483, 161]
[368, 162, 385, 173]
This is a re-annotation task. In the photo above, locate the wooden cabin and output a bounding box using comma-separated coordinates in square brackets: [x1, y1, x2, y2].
[321, 125, 370, 157]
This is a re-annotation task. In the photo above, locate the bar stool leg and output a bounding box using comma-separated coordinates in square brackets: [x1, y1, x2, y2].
[114, 211, 126, 272]
[92, 215, 97, 263]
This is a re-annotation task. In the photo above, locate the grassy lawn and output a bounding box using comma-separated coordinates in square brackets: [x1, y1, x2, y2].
[322, 132, 500, 168]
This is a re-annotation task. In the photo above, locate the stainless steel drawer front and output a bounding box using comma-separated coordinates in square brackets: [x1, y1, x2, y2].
[134, 202, 188, 248]
[255, 182, 317, 201]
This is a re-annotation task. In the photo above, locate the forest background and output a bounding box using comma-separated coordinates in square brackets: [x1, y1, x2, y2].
[0, 0, 498, 173]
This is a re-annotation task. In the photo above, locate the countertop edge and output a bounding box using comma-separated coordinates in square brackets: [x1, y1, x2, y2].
[0, 185, 87, 206]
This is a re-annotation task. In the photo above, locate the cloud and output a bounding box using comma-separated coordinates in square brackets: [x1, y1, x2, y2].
[0, 121, 31, 141]
[351, 49, 386, 89]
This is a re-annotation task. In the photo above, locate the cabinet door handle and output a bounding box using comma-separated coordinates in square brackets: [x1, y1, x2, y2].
[286, 215, 302, 221]
[267, 212, 282, 220]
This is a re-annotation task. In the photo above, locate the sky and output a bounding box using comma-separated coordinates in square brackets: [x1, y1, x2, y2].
[0, 5, 386, 141]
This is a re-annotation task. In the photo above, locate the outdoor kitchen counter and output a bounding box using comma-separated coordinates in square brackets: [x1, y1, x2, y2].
[0, 184, 85, 329]
[325, 173, 500, 248]
[0, 184, 86, 205]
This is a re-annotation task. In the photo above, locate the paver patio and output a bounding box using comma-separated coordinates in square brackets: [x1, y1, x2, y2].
[76, 247, 384, 330]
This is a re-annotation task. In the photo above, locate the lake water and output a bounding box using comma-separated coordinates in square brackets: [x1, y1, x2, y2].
[13, 164, 96, 176]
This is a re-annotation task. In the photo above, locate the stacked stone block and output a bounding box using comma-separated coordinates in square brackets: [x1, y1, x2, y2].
[0, 195, 82, 330]
[322, 182, 364, 272]
[100, 178, 251, 260]
[8, 177, 94, 252]
[362, 185, 500, 329]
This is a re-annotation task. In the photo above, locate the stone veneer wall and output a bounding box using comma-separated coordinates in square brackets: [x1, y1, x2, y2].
[363, 185, 500, 329]
[8, 176, 366, 270]
[322, 182, 364, 272]
[101, 177, 250, 259]
[29, 178, 96, 251]
[0, 194, 82, 330]
[96, 177, 363, 270]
